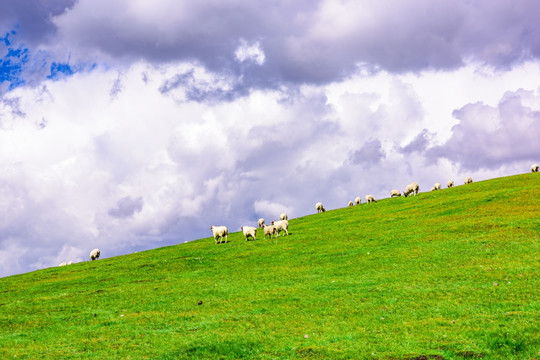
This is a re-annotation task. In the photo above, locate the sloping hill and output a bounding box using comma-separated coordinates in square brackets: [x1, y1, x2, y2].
[1, 173, 538, 359]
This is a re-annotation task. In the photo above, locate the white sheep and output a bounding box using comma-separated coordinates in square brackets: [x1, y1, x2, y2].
[89, 248, 100, 261]
[58, 261, 67, 267]
[403, 182, 420, 197]
[348, 200, 354, 206]
[390, 189, 401, 197]
[241, 226, 257, 241]
[464, 176, 473, 184]
[447, 180, 454, 188]
[210, 225, 228, 244]
[67, 260, 73, 265]
[263, 224, 276, 239]
[280, 213, 288, 220]
[315, 202, 326, 213]
[272, 220, 289, 236]
[532, 164, 539, 172]
[258, 218, 265, 228]
[354, 197, 361, 205]
[365, 194, 377, 203]
[431, 183, 441, 191]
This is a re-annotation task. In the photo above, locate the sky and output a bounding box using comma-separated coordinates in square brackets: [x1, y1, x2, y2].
[1, 0, 539, 278]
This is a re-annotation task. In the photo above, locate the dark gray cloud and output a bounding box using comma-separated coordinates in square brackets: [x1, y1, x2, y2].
[426, 89, 540, 170]
[0, 0, 76, 44]
[108, 196, 144, 218]
[2, 0, 540, 88]
[46, 0, 540, 85]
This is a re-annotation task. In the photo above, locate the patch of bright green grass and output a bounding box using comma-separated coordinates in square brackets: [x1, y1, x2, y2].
[0, 173, 538, 359]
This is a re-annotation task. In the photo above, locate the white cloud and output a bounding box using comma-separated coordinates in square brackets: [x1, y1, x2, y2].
[235, 39, 266, 65]
[1, 59, 539, 277]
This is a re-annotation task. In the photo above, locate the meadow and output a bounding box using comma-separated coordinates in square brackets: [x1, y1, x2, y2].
[0, 173, 538, 359]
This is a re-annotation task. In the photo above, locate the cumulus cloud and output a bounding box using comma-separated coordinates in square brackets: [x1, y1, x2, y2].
[108, 196, 144, 218]
[235, 39, 265, 66]
[426, 88, 540, 170]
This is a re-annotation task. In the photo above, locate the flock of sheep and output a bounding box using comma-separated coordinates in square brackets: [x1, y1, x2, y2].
[209, 163, 538, 246]
[60, 163, 539, 262]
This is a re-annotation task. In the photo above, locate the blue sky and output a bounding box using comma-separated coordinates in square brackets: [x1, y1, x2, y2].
[1, 0, 539, 277]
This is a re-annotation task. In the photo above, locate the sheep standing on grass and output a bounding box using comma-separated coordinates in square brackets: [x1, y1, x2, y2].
[431, 183, 441, 191]
[390, 189, 401, 197]
[354, 197, 361, 205]
[365, 195, 377, 203]
[464, 176, 473, 184]
[315, 202, 326, 213]
[447, 180, 454, 188]
[58, 261, 67, 267]
[272, 220, 289, 237]
[90, 248, 100, 261]
[258, 218, 265, 228]
[532, 164, 539, 172]
[280, 213, 288, 220]
[403, 182, 420, 197]
[241, 226, 257, 241]
[210, 226, 228, 244]
[263, 224, 276, 239]
[348, 201, 354, 206]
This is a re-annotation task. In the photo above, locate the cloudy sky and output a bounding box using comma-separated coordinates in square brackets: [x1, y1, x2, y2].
[1, 0, 539, 278]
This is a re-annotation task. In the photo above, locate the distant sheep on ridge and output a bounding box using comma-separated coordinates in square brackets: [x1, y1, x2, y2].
[210, 226, 228, 244]
[315, 202, 326, 213]
[532, 164, 539, 172]
[90, 248, 100, 261]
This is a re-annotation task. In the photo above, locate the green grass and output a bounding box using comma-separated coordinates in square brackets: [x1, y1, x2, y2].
[1, 173, 539, 359]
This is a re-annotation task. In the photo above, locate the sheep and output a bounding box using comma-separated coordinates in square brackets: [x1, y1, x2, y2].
[447, 180, 454, 188]
[272, 220, 289, 236]
[532, 164, 539, 172]
[431, 183, 441, 191]
[58, 261, 67, 267]
[280, 213, 288, 220]
[403, 182, 419, 197]
[464, 176, 473, 184]
[365, 194, 377, 203]
[348, 201, 354, 206]
[258, 218, 265, 228]
[263, 224, 276, 239]
[390, 189, 401, 197]
[315, 202, 326, 213]
[354, 196, 361, 205]
[241, 226, 257, 241]
[67, 260, 73, 265]
[210, 226, 228, 244]
[89, 248, 100, 261]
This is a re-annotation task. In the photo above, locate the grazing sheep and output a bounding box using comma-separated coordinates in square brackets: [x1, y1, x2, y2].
[272, 220, 289, 236]
[315, 202, 326, 213]
[89, 248, 100, 261]
[390, 189, 401, 197]
[447, 180, 454, 188]
[354, 197, 361, 205]
[365, 195, 377, 203]
[258, 218, 265, 228]
[58, 261, 67, 267]
[241, 226, 257, 241]
[348, 201, 354, 206]
[464, 176, 473, 184]
[263, 224, 276, 239]
[280, 213, 288, 220]
[210, 226, 228, 244]
[532, 164, 539, 172]
[403, 182, 420, 197]
[431, 183, 441, 191]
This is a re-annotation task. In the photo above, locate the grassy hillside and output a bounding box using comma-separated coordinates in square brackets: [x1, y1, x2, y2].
[0, 173, 538, 359]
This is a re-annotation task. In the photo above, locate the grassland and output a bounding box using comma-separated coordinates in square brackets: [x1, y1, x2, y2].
[0, 173, 538, 359]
